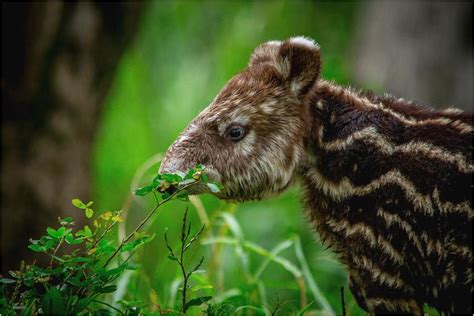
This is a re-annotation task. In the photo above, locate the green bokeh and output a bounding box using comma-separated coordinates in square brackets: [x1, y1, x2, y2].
[93, 1, 365, 314]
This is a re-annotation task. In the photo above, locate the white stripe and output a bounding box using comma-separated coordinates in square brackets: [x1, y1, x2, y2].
[376, 208, 424, 255]
[351, 255, 414, 293]
[365, 297, 420, 313]
[432, 188, 473, 219]
[318, 80, 473, 134]
[325, 217, 405, 265]
[321, 126, 474, 173]
[308, 168, 435, 214]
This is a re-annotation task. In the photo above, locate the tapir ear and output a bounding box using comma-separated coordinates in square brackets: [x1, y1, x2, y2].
[249, 36, 321, 96]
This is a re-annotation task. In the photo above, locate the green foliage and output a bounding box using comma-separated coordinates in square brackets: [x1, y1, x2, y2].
[134, 164, 221, 201]
[164, 208, 208, 313]
[201, 213, 335, 315]
[0, 166, 216, 315]
[1, 200, 134, 315]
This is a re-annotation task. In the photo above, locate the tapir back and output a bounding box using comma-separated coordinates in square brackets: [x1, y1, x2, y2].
[302, 80, 473, 313]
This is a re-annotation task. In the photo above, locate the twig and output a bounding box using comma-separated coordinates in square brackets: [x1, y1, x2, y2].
[103, 182, 198, 268]
[165, 208, 205, 313]
[60, 218, 119, 288]
[49, 235, 65, 268]
[86, 217, 118, 255]
[180, 208, 190, 313]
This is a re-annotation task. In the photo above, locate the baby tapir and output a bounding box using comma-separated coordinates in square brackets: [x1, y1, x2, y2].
[160, 37, 473, 314]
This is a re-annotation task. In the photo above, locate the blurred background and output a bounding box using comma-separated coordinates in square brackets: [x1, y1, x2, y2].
[2, 1, 472, 314]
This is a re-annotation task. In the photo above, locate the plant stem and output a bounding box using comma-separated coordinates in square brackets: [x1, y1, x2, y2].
[49, 236, 64, 268]
[340, 286, 346, 316]
[60, 218, 118, 289]
[87, 219, 117, 255]
[180, 242, 188, 313]
[103, 182, 198, 268]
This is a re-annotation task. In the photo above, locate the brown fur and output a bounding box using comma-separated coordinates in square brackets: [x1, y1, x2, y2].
[160, 37, 473, 314]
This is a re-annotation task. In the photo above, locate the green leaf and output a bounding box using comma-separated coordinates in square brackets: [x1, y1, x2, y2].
[141, 233, 155, 243]
[68, 277, 83, 287]
[121, 243, 135, 252]
[175, 171, 186, 179]
[294, 235, 334, 315]
[83, 225, 93, 238]
[184, 169, 196, 179]
[56, 226, 66, 237]
[0, 278, 16, 284]
[177, 191, 189, 201]
[206, 183, 221, 193]
[47, 227, 58, 238]
[184, 295, 212, 311]
[71, 257, 93, 263]
[59, 217, 74, 225]
[102, 266, 126, 277]
[219, 213, 243, 239]
[244, 240, 301, 277]
[152, 174, 163, 186]
[96, 239, 115, 254]
[95, 285, 117, 293]
[86, 201, 94, 207]
[191, 284, 213, 292]
[254, 239, 295, 279]
[125, 263, 141, 270]
[94, 308, 113, 316]
[43, 240, 56, 251]
[179, 179, 196, 186]
[65, 234, 83, 245]
[84, 225, 92, 237]
[50, 255, 65, 263]
[72, 198, 87, 209]
[28, 244, 44, 252]
[75, 297, 95, 313]
[159, 173, 183, 183]
[42, 287, 66, 315]
[133, 185, 154, 196]
[121, 233, 155, 252]
[85, 208, 94, 218]
[167, 255, 178, 262]
[196, 164, 205, 171]
[234, 306, 266, 314]
[296, 301, 315, 316]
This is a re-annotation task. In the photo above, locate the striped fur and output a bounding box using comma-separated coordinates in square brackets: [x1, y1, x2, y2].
[160, 37, 473, 314]
[303, 81, 473, 314]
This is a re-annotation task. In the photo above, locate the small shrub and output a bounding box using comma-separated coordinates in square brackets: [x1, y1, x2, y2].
[0, 165, 219, 315]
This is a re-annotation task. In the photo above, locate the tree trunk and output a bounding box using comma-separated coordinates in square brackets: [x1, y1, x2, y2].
[2, 2, 143, 273]
[352, 1, 472, 111]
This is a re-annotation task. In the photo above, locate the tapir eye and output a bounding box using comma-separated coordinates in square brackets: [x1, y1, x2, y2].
[226, 126, 246, 142]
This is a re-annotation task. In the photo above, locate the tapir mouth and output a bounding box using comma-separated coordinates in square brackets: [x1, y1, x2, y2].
[182, 183, 211, 195]
[159, 158, 227, 198]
